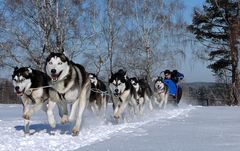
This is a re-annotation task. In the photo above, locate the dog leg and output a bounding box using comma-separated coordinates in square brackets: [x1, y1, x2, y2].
[163, 94, 169, 109]
[24, 119, 30, 134]
[101, 96, 107, 118]
[42, 101, 48, 113]
[139, 98, 144, 115]
[153, 96, 161, 109]
[47, 101, 57, 128]
[21, 98, 31, 134]
[146, 96, 153, 111]
[72, 98, 86, 136]
[159, 94, 166, 109]
[69, 100, 79, 122]
[72, 83, 90, 136]
[90, 101, 99, 115]
[57, 102, 69, 124]
[114, 101, 128, 120]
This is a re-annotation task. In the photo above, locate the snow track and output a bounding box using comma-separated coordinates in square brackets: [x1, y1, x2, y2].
[0, 104, 195, 151]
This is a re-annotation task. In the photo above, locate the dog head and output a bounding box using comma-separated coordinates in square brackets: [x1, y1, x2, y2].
[89, 73, 98, 87]
[109, 69, 128, 97]
[12, 67, 32, 96]
[45, 52, 70, 82]
[129, 77, 140, 92]
[154, 77, 165, 92]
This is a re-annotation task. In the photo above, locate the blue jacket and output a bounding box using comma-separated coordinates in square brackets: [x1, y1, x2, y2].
[171, 70, 184, 83]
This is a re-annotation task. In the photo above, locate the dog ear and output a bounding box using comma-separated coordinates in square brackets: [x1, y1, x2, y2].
[60, 53, 69, 63]
[27, 67, 32, 74]
[14, 66, 18, 71]
[124, 72, 128, 80]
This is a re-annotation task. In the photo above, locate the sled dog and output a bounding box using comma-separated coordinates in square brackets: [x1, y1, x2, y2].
[89, 73, 108, 116]
[109, 69, 138, 122]
[129, 77, 153, 113]
[153, 77, 169, 109]
[45, 52, 91, 136]
[12, 67, 49, 134]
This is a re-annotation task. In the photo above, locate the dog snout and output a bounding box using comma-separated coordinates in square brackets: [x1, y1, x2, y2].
[15, 86, 20, 92]
[115, 89, 119, 93]
[51, 69, 56, 74]
[114, 114, 120, 119]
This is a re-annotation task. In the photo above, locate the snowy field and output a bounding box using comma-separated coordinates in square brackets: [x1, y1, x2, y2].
[0, 103, 240, 151]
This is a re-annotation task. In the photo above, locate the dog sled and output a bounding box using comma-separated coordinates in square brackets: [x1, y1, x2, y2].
[164, 79, 182, 105]
[160, 70, 184, 105]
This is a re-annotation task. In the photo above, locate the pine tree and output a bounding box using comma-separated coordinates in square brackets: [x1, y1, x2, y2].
[188, 0, 240, 105]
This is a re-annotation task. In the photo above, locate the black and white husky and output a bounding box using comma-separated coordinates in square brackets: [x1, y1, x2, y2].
[129, 77, 153, 113]
[12, 67, 49, 134]
[45, 52, 91, 136]
[109, 69, 138, 122]
[89, 73, 108, 116]
[153, 77, 169, 109]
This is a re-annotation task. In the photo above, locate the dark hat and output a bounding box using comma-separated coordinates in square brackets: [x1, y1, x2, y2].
[164, 70, 171, 74]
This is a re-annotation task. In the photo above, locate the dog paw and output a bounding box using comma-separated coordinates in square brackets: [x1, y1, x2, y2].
[61, 115, 69, 124]
[23, 114, 30, 120]
[49, 120, 56, 128]
[72, 128, 79, 136]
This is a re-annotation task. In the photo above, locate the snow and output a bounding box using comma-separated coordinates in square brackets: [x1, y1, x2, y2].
[0, 103, 240, 151]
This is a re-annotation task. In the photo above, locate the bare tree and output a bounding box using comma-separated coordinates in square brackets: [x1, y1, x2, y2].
[116, 0, 187, 80]
[0, 0, 90, 70]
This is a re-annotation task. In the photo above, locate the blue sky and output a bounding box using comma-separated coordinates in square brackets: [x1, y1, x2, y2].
[180, 0, 215, 82]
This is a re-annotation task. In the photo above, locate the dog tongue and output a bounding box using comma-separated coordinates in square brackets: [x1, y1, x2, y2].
[16, 92, 23, 96]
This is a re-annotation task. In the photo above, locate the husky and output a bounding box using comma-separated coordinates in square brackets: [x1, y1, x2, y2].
[153, 77, 169, 109]
[89, 73, 108, 116]
[12, 67, 49, 134]
[45, 52, 91, 136]
[129, 77, 153, 113]
[109, 69, 138, 122]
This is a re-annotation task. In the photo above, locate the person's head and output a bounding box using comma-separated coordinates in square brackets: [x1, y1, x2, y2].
[164, 70, 171, 79]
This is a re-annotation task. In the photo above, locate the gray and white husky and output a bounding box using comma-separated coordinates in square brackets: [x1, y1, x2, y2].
[129, 77, 153, 113]
[109, 69, 138, 122]
[12, 67, 49, 134]
[153, 77, 169, 109]
[45, 52, 91, 136]
[89, 73, 108, 117]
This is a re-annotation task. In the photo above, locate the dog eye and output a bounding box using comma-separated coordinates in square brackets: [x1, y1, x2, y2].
[49, 62, 53, 65]
[58, 62, 62, 65]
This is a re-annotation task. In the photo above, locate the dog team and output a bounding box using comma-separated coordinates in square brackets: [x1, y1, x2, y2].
[12, 52, 182, 136]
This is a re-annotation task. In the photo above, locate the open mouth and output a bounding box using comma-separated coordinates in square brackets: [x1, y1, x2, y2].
[51, 71, 62, 82]
[114, 92, 121, 97]
[16, 88, 25, 96]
